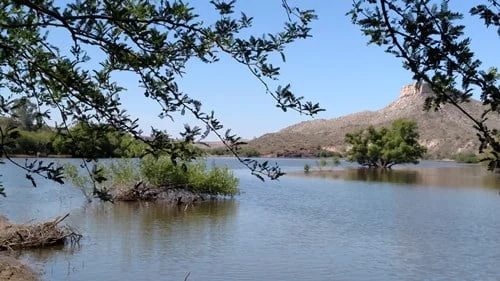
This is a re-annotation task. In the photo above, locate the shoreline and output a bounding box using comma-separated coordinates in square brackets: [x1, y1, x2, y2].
[0, 254, 38, 281]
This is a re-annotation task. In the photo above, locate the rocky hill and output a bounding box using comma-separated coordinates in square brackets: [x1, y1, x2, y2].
[249, 83, 500, 158]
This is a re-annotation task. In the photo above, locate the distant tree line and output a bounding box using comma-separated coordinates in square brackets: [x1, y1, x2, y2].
[0, 98, 152, 158]
[0, 116, 149, 158]
[207, 146, 261, 158]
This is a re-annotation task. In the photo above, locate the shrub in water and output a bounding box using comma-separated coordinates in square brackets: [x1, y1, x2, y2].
[303, 164, 310, 174]
[140, 155, 239, 196]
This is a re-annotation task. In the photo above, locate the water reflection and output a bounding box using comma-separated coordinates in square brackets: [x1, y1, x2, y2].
[33, 200, 239, 281]
[5, 159, 500, 281]
[303, 166, 500, 189]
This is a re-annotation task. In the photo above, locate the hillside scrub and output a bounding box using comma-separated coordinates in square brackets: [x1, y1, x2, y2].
[207, 146, 261, 157]
[453, 152, 480, 164]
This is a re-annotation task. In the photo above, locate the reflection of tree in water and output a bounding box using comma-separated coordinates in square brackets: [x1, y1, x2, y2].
[308, 166, 500, 189]
[82, 200, 239, 255]
[19, 241, 81, 276]
[344, 168, 421, 185]
[481, 175, 500, 189]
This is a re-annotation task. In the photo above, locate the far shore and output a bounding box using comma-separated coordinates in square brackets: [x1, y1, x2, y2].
[5, 153, 466, 163]
[6, 154, 72, 158]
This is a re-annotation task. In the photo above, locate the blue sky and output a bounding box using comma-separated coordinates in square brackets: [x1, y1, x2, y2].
[50, 1, 499, 141]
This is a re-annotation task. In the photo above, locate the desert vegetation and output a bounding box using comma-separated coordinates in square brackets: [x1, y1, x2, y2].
[345, 119, 427, 168]
[65, 156, 239, 204]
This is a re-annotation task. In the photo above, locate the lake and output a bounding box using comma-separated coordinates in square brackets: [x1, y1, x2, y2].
[1, 158, 500, 281]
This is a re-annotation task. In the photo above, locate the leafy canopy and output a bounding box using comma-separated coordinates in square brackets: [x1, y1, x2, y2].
[349, 0, 499, 171]
[0, 0, 322, 196]
[345, 119, 427, 168]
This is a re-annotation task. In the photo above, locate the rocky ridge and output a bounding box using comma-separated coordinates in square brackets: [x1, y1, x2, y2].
[249, 84, 499, 158]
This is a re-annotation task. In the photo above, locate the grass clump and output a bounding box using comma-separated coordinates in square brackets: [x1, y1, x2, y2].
[140, 155, 239, 196]
[303, 163, 310, 174]
[187, 163, 239, 196]
[65, 156, 240, 202]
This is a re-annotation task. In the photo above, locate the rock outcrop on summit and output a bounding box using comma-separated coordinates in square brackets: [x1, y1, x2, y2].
[249, 84, 499, 158]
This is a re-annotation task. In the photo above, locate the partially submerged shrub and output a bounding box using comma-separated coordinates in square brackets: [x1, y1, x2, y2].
[63, 163, 94, 202]
[187, 164, 239, 196]
[140, 155, 239, 196]
[105, 159, 140, 186]
[303, 163, 310, 174]
[139, 155, 189, 187]
[65, 156, 239, 201]
[332, 156, 341, 166]
[313, 148, 342, 158]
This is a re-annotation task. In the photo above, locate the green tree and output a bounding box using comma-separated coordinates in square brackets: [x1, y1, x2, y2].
[349, 0, 499, 171]
[11, 98, 39, 131]
[345, 119, 427, 168]
[0, 0, 322, 195]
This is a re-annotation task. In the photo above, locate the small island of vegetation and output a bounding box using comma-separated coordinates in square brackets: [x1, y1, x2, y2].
[344, 119, 427, 168]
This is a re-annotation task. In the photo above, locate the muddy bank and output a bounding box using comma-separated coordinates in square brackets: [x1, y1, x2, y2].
[0, 215, 81, 281]
[0, 254, 38, 281]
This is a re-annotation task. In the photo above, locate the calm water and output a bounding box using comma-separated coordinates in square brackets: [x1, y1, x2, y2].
[1, 158, 500, 281]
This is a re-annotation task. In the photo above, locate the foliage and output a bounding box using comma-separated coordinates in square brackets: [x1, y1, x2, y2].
[63, 163, 94, 202]
[453, 152, 480, 164]
[303, 163, 310, 174]
[312, 156, 341, 171]
[349, 0, 499, 171]
[0, 0, 322, 194]
[63, 161, 116, 202]
[207, 147, 230, 156]
[332, 156, 341, 166]
[10, 98, 41, 131]
[139, 155, 187, 187]
[345, 119, 427, 168]
[0, 117, 152, 158]
[52, 121, 150, 158]
[317, 158, 329, 170]
[139, 155, 239, 196]
[104, 160, 140, 186]
[314, 148, 342, 158]
[8, 130, 50, 155]
[186, 163, 240, 196]
[207, 145, 260, 157]
[238, 146, 261, 158]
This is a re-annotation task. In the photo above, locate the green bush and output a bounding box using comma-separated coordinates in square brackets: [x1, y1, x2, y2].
[65, 156, 240, 201]
[238, 146, 261, 157]
[207, 147, 229, 156]
[453, 152, 480, 163]
[139, 155, 239, 196]
[139, 155, 187, 186]
[63, 163, 94, 202]
[207, 145, 261, 157]
[303, 163, 310, 174]
[314, 149, 342, 158]
[187, 163, 239, 196]
[106, 159, 140, 186]
[332, 156, 341, 166]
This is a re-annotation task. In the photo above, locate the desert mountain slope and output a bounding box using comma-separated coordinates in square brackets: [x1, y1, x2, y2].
[250, 84, 499, 158]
